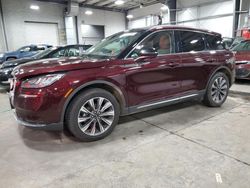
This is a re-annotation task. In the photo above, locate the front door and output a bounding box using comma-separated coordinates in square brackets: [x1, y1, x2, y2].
[124, 30, 182, 107]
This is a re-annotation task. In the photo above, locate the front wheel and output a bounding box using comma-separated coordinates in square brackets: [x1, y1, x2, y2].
[66, 88, 120, 142]
[203, 72, 229, 107]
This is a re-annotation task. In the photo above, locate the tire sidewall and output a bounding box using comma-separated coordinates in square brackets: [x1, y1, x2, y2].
[206, 72, 229, 107]
[67, 89, 120, 142]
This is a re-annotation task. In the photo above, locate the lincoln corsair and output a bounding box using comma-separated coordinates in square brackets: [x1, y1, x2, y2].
[10, 26, 235, 141]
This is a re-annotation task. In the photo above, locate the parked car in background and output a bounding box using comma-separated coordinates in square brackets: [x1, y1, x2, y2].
[0, 44, 89, 88]
[231, 40, 250, 80]
[10, 26, 235, 141]
[222, 37, 234, 49]
[0, 44, 52, 64]
[230, 37, 245, 49]
[82, 45, 92, 51]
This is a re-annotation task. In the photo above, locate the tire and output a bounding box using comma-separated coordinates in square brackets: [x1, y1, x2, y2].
[203, 72, 229, 107]
[66, 88, 120, 142]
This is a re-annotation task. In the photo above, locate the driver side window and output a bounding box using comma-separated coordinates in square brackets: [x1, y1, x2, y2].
[129, 30, 175, 58]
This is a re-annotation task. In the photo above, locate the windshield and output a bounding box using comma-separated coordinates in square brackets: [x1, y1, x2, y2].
[84, 31, 143, 59]
[231, 41, 250, 52]
[18, 46, 31, 52]
[33, 47, 58, 59]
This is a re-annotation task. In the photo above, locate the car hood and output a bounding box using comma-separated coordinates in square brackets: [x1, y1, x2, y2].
[13, 57, 109, 79]
[1, 57, 34, 69]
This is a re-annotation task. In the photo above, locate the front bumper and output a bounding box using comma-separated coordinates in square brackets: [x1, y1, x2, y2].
[12, 109, 63, 131]
[9, 78, 70, 131]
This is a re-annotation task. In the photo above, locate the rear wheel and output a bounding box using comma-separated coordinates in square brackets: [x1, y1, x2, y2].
[203, 72, 229, 107]
[66, 88, 120, 142]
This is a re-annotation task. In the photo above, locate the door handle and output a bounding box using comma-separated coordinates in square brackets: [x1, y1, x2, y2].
[207, 58, 217, 63]
[139, 61, 151, 66]
[168, 62, 180, 67]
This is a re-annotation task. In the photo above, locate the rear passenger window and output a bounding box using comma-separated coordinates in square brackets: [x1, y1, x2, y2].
[206, 35, 224, 50]
[179, 31, 205, 52]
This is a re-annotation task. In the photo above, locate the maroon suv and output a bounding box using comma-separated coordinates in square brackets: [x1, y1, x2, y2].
[10, 26, 235, 141]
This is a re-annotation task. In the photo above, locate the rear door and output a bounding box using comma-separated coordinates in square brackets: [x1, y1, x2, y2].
[176, 30, 218, 94]
[206, 34, 231, 75]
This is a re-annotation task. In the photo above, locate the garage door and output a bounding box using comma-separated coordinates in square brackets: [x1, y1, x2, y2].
[81, 24, 104, 45]
[24, 22, 59, 46]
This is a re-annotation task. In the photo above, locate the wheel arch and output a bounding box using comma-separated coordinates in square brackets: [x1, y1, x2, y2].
[206, 66, 233, 90]
[61, 80, 127, 124]
[6, 56, 17, 61]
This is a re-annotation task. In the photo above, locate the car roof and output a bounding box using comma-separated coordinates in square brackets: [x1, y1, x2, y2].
[26, 44, 52, 48]
[128, 25, 221, 36]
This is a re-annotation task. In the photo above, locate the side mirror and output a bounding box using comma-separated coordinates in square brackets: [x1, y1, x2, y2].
[134, 47, 158, 63]
[139, 47, 158, 58]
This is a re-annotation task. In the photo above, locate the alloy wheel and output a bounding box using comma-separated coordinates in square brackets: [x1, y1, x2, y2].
[211, 76, 228, 103]
[77, 97, 115, 136]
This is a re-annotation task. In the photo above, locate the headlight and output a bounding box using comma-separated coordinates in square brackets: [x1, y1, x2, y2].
[21, 74, 64, 89]
[0, 53, 4, 58]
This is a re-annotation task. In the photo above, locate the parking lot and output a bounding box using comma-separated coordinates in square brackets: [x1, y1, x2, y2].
[1, 82, 250, 188]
